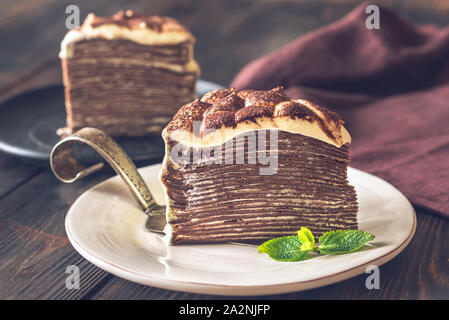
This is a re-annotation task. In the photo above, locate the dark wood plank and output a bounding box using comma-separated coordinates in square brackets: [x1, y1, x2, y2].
[0, 169, 115, 299]
[0, 153, 41, 199]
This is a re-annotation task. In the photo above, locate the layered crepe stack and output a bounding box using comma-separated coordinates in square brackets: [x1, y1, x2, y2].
[58, 10, 200, 137]
[160, 87, 358, 244]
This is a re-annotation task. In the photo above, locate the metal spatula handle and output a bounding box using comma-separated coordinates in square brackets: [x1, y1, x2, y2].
[50, 127, 166, 224]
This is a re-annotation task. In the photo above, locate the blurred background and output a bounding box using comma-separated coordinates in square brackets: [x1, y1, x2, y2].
[1, 0, 449, 102]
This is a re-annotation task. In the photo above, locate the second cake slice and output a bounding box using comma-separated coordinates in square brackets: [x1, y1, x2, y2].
[59, 10, 200, 137]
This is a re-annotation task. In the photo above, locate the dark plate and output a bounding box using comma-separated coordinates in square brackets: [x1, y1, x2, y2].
[0, 80, 224, 166]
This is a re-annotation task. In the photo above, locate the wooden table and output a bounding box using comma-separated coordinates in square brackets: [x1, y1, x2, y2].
[0, 0, 448, 300]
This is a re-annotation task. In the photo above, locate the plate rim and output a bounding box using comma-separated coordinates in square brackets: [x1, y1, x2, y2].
[64, 164, 417, 296]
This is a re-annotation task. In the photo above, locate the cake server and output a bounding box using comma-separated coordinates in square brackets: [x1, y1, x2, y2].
[50, 127, 166, 233]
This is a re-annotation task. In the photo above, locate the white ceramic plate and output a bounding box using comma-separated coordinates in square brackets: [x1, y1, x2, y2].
[65, 164, 416, 296]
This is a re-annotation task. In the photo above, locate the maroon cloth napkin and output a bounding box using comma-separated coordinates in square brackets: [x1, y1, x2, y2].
[231, 4, 449, 218]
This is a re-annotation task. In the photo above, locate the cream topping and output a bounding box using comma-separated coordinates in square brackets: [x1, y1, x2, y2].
[163, 108, 351, 149]
[60, 21, 194, 59]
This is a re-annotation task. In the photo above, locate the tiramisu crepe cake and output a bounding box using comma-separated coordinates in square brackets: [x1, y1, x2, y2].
[160, 87, 358, 244]
[58, 10, 200, 136]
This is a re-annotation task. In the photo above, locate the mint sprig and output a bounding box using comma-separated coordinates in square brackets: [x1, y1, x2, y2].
[258, 227, 375, 262]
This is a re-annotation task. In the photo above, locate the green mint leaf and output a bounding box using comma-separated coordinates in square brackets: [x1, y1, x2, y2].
[318, 230, 375, 255]
[258, 236, 309, 261]
[297, 227, 315, 244]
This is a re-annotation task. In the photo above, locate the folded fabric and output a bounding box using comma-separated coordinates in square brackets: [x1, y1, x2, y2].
[231, 3, 449, 218]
